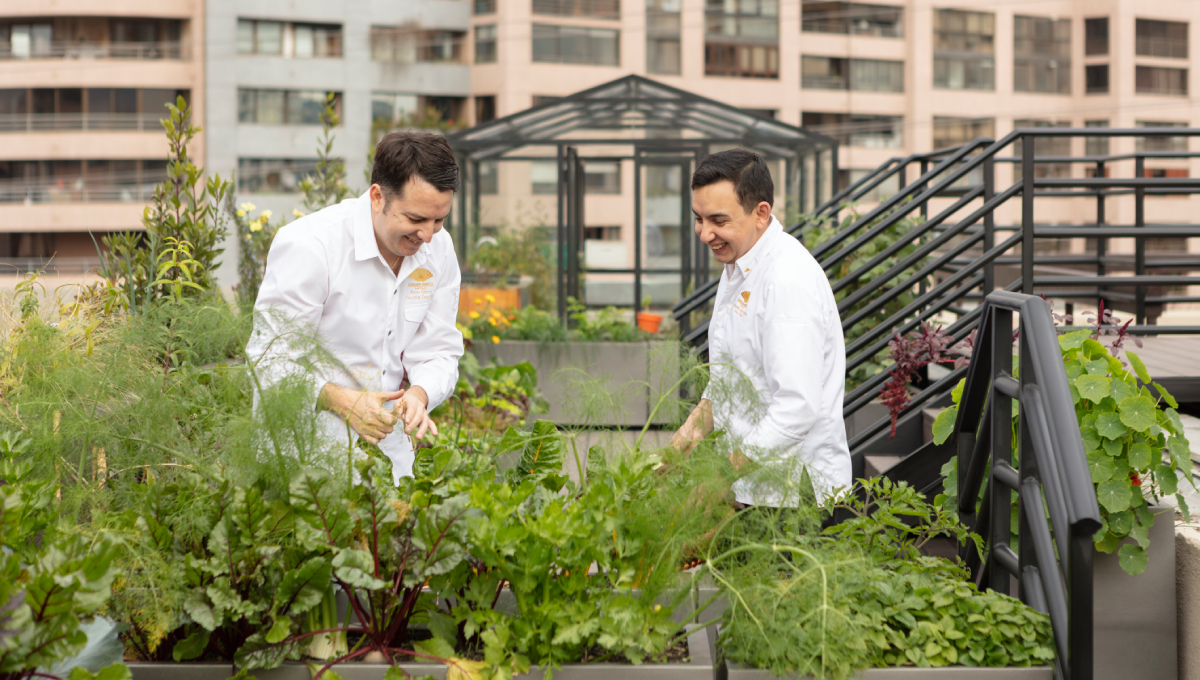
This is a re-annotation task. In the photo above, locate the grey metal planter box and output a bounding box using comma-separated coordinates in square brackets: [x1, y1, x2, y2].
[471, 341, 683, 427]
[719, 663, 1052, 680]
[126, 625, 715, 680]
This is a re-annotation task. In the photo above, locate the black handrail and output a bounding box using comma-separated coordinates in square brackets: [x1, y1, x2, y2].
[953, 291, 1102, 680]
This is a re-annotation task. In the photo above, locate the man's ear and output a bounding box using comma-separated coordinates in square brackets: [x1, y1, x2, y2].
[755, 201, 772, 229]
[369, 184, 384, 213]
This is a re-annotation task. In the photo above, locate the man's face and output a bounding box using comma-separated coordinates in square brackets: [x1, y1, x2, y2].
[369, 176, 454, 259]
[692, 179, 771, 265]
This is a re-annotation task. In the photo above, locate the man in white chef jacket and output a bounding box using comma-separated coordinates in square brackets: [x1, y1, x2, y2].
[245, 131, 464, 482]
[671, 149, 851, 507]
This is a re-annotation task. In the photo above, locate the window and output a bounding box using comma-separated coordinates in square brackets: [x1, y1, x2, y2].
[475, 95, 495, 123]
[1013, 119, 1070, 179]
[1136, 66, 1188, 96]
[584, 161, 620, 193]
[1085, 17, 1108, 56]
[584, 226, 621, 240]
[0, 159, 167, 203]
[478, 161, 499, 194]
[532, 24, 619, 65]
[1013, 16, 1070, 94]
[475, 25, 497, 63]
[1085, 120, 1110, 157]
[1136, 19, 1188, 59]
[237, 158, 320, 193]
[238, 89, 340, 125]
[801, 56, 903, 92]
[1086, 65, 1108, 94]
[933, 9, 995, 90]
[0, 87, 188, 131]
[533, 0, 620, 19]
[237, 20, 341, 57]
[932, 116, 994, 149]
[705, 0, 779, 78]
[372, 28, 465, 63]
[1136, 121, 1188, 153]
[532, 160, 557, 194]
[474, 0, 496, 14]
[532, 95, 563, 107]
[802, 112, 903, 148]
[801, 2, 903, 38]
[647, 0, 681, 75]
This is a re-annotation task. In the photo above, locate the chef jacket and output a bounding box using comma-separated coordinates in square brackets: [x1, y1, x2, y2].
[703, 215, 851, 506]
[245, 190, 464, 481]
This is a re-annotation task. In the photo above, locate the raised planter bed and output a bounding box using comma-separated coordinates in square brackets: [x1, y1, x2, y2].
[718, 663, 1052, 679]
[471, 341, 681, 427]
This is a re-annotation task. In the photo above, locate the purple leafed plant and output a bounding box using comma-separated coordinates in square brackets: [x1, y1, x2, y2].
[879, 322, 958, 438]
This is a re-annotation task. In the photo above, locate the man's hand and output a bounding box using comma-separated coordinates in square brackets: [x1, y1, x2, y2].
[318, 383, 404, 445]
[394, 385, 439, 441]
[670, 399, 713, 456]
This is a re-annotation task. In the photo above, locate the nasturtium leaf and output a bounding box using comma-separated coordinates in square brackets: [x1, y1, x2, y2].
[1087, 450, 1116, 483]
[1102, 438, 1124, 459]
[1126, 351, 1152, 384]
[1119, 544, 1149, 576]
[1118, 396, 1157, 432]
[1155, 382, 1179, 409]
[1084, 359, 1110, 376]
[1059, 330, 1090, 351]
[1075, 374, 1111, 403]
[1169, 435, 1194, 476]
[1131, 520, 1151, 548]
[951, 378, 966, 404]
[1096, 477, 1133, 513]
[1165, 408, 1186, 435]
[1178, 494, 1192, 522]
[1069, 382, 1080, 405]
[1095, 531, 1120, 553]
[1065, 363, 1085, 381]
[1158, 464, 1179, 495]
[1081, 426, 1102, 453]
[1128, 442, 1152, 469]
[1096, 413, 1128, 440]
[172, 628, 210, 661]
[1110, 378, 1135, 405]
[1107, 510, 1133, 537]
[1083, 339, 1108, 359]
[932, 407, 958, 446]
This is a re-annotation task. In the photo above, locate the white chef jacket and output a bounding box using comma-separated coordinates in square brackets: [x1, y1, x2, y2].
[703, 216, 851, 506]
[245, 191, 464, 481]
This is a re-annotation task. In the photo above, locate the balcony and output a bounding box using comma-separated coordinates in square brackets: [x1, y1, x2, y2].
[0, 40, 187, 61]
[0, 256, 101, 275]
[0, 112, 166, 133]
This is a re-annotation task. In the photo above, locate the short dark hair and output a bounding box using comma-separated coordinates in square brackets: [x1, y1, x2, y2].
[690, 148, 773, 214]
[371, 131, 460, 204]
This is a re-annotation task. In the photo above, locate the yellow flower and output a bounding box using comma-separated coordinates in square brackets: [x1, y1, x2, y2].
[484, 294, 496, 304]
[249, 220, 263, 232]
[293, 209, 306, 218]
[474, 298, 482, 305]
[260, 209, 273, 219]
[236, 209, 246, 217]
[240, 202, 256, 212]
[469, 311, 480, 319]
[491, 335, 500, 344]
[488, 318, 497, 326]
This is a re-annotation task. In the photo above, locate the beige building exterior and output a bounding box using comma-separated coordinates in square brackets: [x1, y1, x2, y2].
[0, 0, 205, 288]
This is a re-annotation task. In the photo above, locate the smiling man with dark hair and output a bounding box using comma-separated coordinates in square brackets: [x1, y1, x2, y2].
[671, 148, 851, 507]
[246, 131, 464, 482]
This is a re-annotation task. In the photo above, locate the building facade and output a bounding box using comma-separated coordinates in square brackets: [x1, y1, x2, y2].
[0, 0, 205, 288]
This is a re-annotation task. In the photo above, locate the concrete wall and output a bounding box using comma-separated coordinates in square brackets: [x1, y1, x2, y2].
[1179, 522, 1200, 679]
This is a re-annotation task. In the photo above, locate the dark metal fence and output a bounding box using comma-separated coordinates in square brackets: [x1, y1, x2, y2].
[954, 291, 1102, 680]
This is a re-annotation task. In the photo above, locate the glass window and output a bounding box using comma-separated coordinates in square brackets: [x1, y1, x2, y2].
[371, 92, 419, 125]
[0, 89, 27, 115]
[31, 89, 53, 115]
[313, 24, 342, 57]
[475, 0, 497, 14]
[1085, 120, 1110, 157]
[801, 56, 902, 92]
[294, 25, 314, 58]
[531, 160, 557, 194]
[533, 0, 620, 20]
[932, 116, 994, 149]
[647, 0, 681, 74]
[802, 112, 903, 148]
[1013, 119, 1070, 179]
[704, 0, 779, 78]
[1136, 66, 1188, 96]
[933, 9, 995, 90]
[584, 161, 621, 193]
[287, 91, 326, 125]
[801, 2, 903, 38]
[1085, 17, 1108, 56]
[475, 95, 495, 123]
[1136, 19, 1188, 59]
[256, 21, 283, 55]
[532, 24, 619, 66]
[1013, 16, 1070, 94]
[1086, 64, 1108, 94]
[478, 160, 499, 195]
[237, 158, 321, 193]
[237, 20, 255, 54]
[114, 88, 137, 114]
[475, 24, 497, 63]
[1136, 120, 1188, 153]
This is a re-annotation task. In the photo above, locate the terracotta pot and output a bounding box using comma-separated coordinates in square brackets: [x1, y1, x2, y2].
[636, 312, 662, 334]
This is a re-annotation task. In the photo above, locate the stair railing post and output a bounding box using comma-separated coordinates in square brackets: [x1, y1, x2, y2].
[1021, 134, 1035, 295]
[1135, 154, 1146, 324]
[1096, 159, 1107, 316]
[984, 153, 995, 294]
[989, 305, 1014, 596]
[1016, 310, 1036, 604]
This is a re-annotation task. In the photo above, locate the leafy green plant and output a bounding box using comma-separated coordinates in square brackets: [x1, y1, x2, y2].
[933, 331, 1195, 575]
[299, 93, 353, 215]
[467, 228, 554, 311]
[232, 200, 281, 311]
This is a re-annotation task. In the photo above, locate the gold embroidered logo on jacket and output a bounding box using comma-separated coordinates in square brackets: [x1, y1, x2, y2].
[733, 291, 750, 317]
[406, 268, 435, 302]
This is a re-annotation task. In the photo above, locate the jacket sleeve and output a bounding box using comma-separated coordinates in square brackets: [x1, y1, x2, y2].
[244, 228, 332, 406]
[402, 242, 464, 411]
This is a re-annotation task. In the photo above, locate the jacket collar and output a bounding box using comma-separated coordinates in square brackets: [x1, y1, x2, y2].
[352, 190, 430, 267]
[728, 215, 783, 277]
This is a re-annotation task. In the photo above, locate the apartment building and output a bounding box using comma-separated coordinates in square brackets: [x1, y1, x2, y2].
[0, 0, 204, 287]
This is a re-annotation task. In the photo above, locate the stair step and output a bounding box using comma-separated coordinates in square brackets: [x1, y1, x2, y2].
[865, 455, 902, 477]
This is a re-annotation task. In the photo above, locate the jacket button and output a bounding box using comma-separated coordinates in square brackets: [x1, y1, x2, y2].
[388, 330, 393, 336]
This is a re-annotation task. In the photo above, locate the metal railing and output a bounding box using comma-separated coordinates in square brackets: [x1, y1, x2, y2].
[672, 127, 1200, 452]
[0, 257, 103, 275]
[0, 181, 163, 204]
[0, 41, 187, 60]
[953, 291, 1102, 680]
[0, 113, 166, 133]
